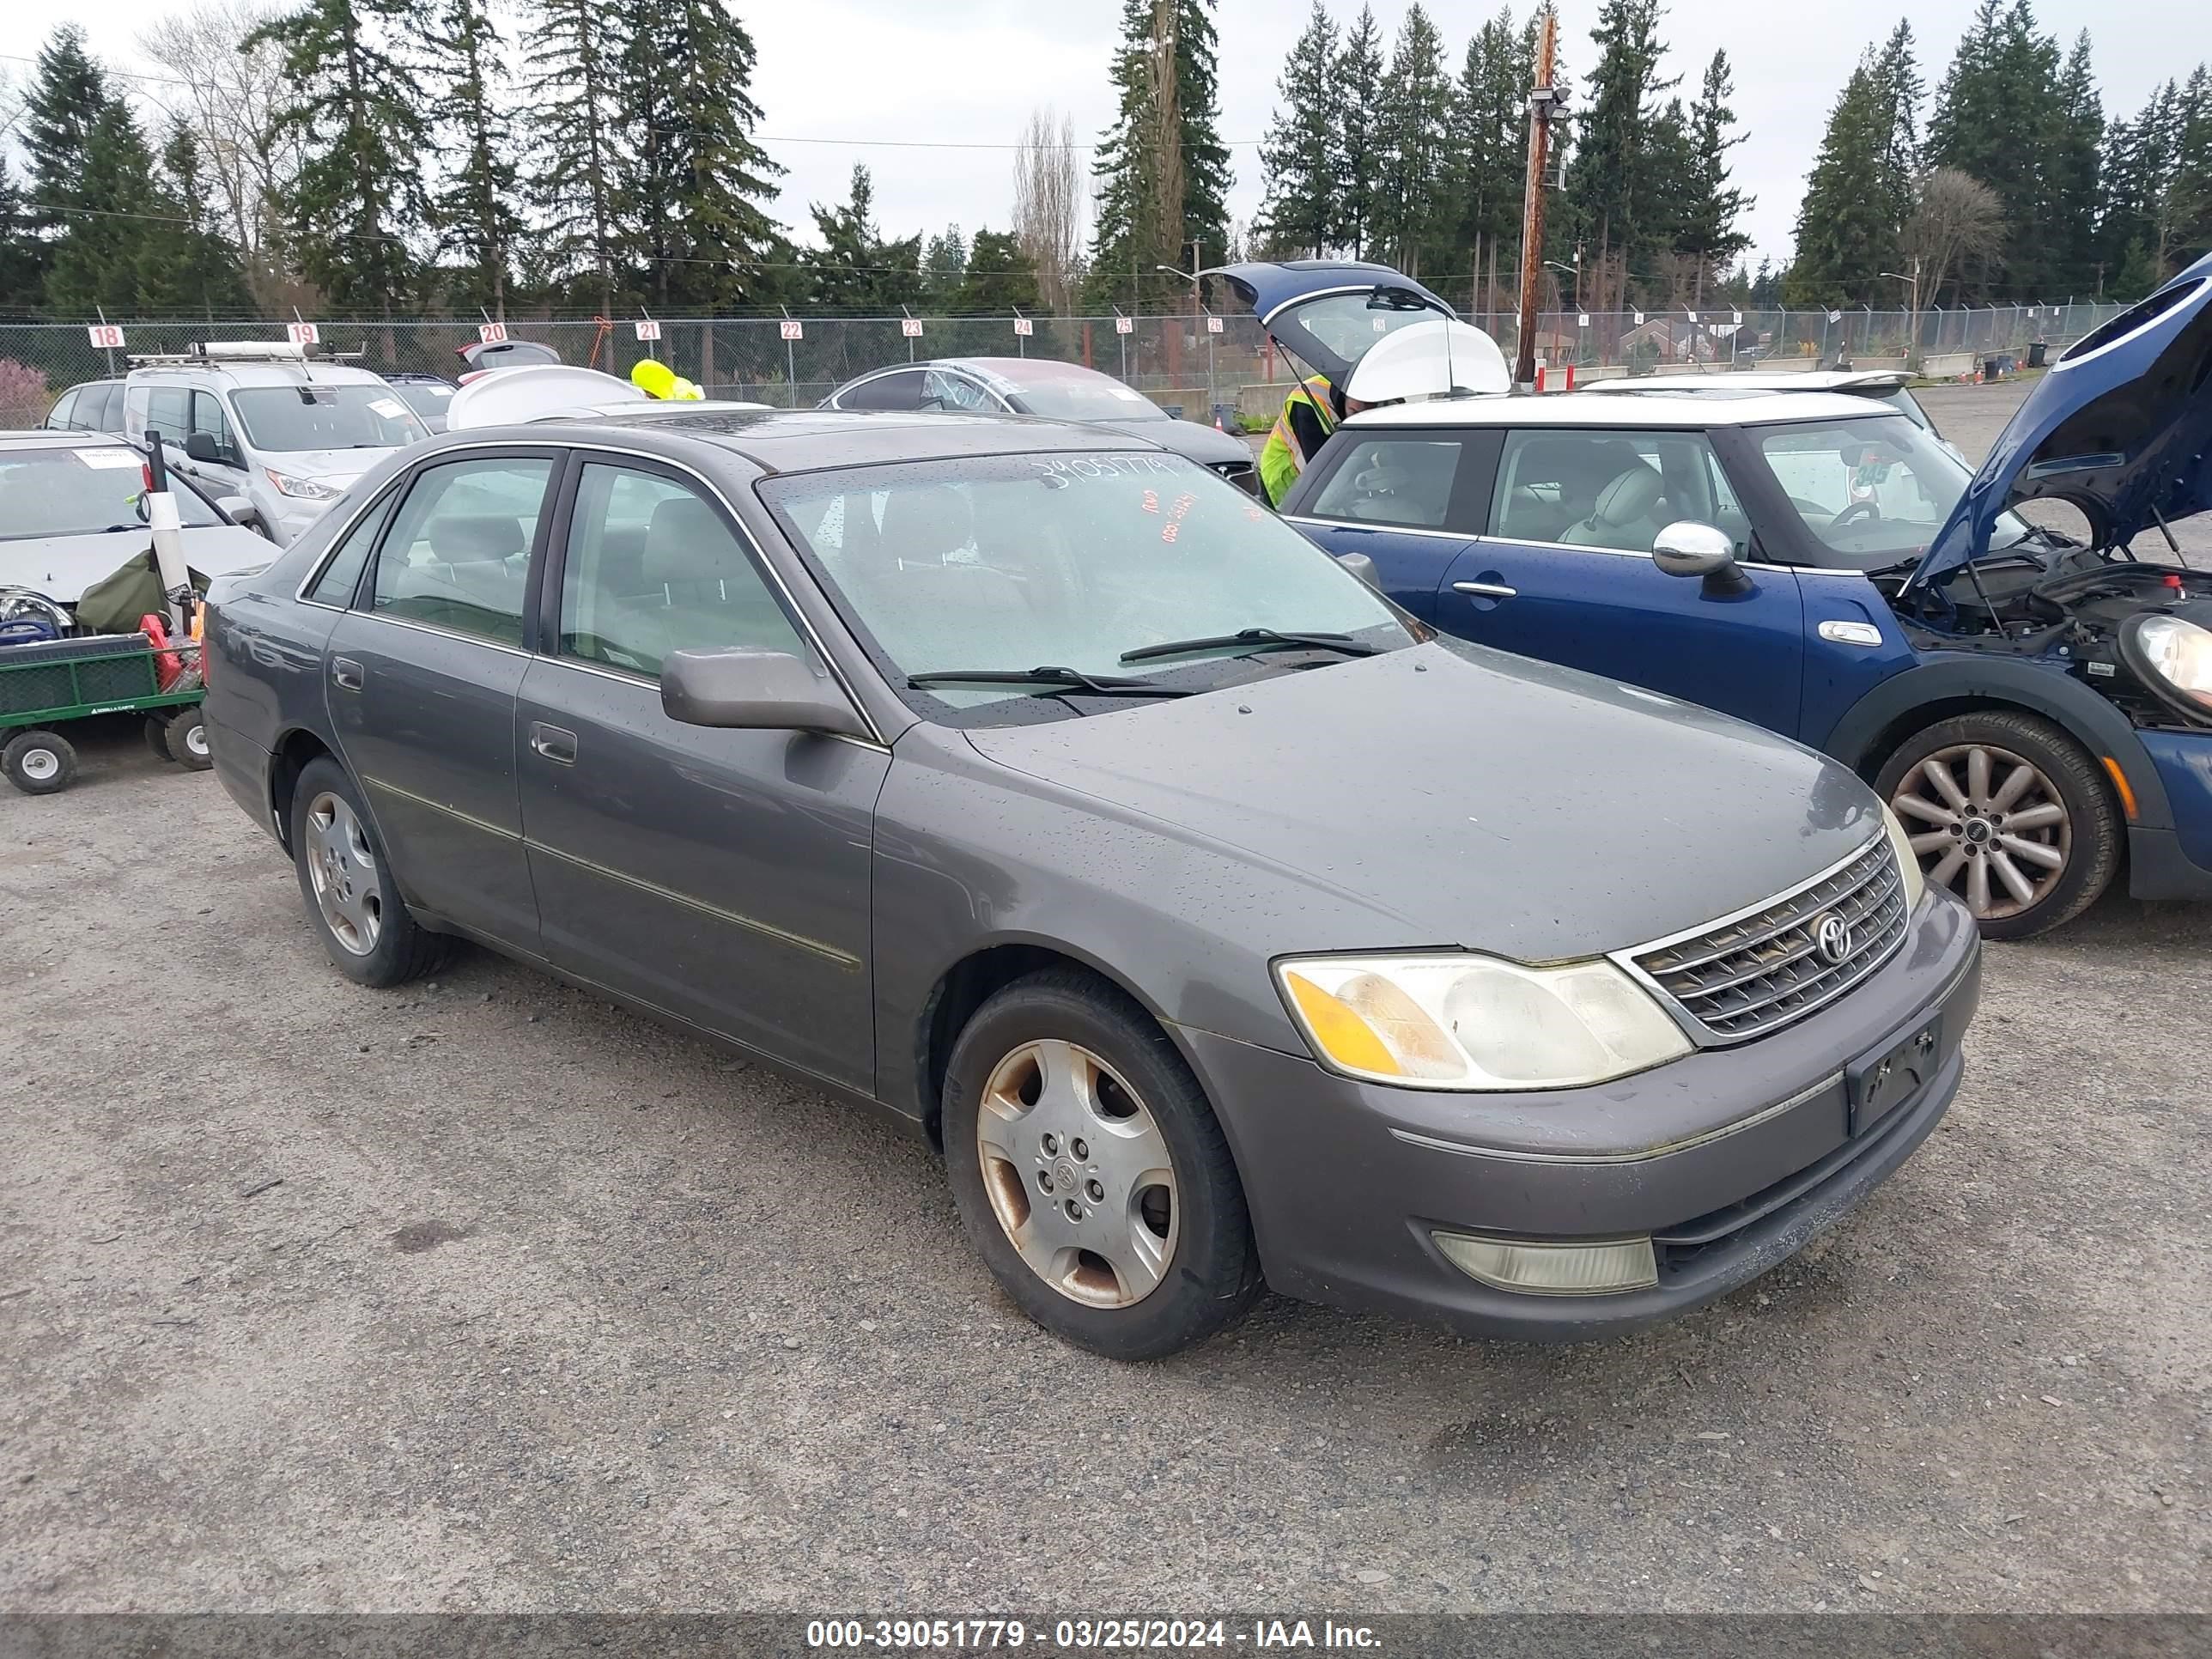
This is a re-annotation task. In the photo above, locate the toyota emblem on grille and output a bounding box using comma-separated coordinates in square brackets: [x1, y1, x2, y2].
[1813, 912, 1852, 964]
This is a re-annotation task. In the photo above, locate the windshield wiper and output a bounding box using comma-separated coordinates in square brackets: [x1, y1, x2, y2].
[907, 665, 1195, 697]
[1118, 627, 1380, 664]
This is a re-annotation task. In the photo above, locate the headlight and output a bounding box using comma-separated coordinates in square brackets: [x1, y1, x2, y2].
[1274, 953, 1691, 1091]
[2123, 613, 2212, 719]
[1880, 802, 1926, 912]
[264, 468, 340, 501]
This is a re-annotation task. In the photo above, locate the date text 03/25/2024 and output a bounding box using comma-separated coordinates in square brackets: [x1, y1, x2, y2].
[805, 1619, 1383, 1650]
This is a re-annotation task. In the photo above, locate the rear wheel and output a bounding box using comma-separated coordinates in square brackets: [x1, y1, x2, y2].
[942, 969, 1260, 1360]
[145, 717, 179, 763]
[1876, 710, 2119, 939]
[3, 729, 77, 795]
[290, 757, 447, 986]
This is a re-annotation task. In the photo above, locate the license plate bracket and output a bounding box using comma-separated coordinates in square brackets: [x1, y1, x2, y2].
[1847, 1017, 1941, 1136]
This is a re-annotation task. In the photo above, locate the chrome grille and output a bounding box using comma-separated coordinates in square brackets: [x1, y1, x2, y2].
[1626, 839, 1908, 1043]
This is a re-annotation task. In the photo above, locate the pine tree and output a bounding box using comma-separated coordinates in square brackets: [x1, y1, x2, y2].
[1449, 7, 1529, 303]
[522, 0, 630, 313]
[922, 226, 968, 304]
[1565, 0, 1675, 305]
[21, 27, 113, 242]
[1927, 0, 2064, 297]
[614, 0, 784, 311]
[420, 0, 526, 317]
[1085, 0, 1234, 309]
[247, 0, 428, 318]
[805, 166, 921, 313]
[137, 120, 252, 313]
[954, 229, 1043, 313]
[1255, 0, 1339, 258]
[1675, 50, 1752, 302]
[2169, 68, 2212, 270]
[43, 101, 160, 315]
[2095, 82, 2179, 291]
[1369, 3, 1454, 276]
[1330, 5, 1386, 259]
[0, 161, 41, 312]
[1789, 56, 1909, 307]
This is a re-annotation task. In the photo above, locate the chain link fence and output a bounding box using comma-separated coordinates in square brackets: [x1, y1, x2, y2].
[0, 303, 2130, 430]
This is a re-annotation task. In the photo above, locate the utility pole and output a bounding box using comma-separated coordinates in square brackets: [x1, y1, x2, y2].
[1512, 9, 1562, 391]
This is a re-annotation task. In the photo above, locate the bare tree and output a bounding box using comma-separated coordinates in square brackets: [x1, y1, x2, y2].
[1904, 167, 2003, 364]
[1012, 106, 1084, 314]
[137, 0, 302, 307]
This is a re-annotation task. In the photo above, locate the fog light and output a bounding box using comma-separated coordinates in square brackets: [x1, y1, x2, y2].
[1432, 1231, 1658, 1296]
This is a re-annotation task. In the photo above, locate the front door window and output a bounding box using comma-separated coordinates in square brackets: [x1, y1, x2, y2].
[1492, 428, 1738, 554]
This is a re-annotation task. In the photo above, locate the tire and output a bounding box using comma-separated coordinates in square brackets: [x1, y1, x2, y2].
[289, 757, 447, 986]
[3, 729, 78, 795]
[163, 708, 213, 769]
[145, 717, 179, 763]
[941, 969, 1261, 1360]
[1876, 709, 2120, 939]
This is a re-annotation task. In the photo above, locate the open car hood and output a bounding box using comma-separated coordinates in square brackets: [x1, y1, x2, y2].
[1200, 260, 1456, 385]
[1911, 253, 2212, 590]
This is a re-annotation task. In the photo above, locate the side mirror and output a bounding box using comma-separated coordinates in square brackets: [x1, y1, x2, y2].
[661, 648, 871, 739]
[1334, 550, 1382, 589]
[1652, 521, 1752, 598]
[217, 495, 264, 532]
[185, 431, 222, 465]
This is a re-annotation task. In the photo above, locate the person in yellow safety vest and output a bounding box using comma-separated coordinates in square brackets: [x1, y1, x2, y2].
[1259, 374, 1371, 507]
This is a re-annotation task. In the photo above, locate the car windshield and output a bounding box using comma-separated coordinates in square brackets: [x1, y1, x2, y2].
[228, 384, 427, 452]
[1749, 414, 2033, 568]
[387, 381, 454, 416]
[760, 452, 1413, 720]
[0, 447, 223, 540]
[1000, 369, 1167, 423]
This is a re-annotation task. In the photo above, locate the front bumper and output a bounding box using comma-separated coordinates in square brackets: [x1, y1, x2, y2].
[1176, 892, 1980, 1340]
[2130, 729, 2212, 900]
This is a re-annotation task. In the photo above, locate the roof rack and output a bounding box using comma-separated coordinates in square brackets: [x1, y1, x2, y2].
[125, 341, 367, 369]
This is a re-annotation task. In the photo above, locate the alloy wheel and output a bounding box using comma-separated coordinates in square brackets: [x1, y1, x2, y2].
[304, 791, 383, 955]
[1889, 741, 2070, 920]
[973, 1038, 1179, 1309]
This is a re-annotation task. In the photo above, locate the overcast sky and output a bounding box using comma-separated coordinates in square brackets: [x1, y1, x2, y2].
[7, 0, 2189, 284]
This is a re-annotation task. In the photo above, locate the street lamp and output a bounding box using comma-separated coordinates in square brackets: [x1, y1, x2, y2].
[1881, 264, 1923, 371]
[1155, 264, 1217, 423]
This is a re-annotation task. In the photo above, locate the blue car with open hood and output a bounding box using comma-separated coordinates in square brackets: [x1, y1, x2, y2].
[1255, 253, 2212, 937]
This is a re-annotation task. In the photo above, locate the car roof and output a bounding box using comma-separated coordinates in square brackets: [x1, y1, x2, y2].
[1345, 390, 1893, 429]
[0, 428, 132, 450]
[127, 362, 390, 387]
[1584, 370, 1911, 395]
[462, 406, 1164, 474]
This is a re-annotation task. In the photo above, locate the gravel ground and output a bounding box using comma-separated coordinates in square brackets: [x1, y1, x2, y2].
[3, 382, 2207, 1616]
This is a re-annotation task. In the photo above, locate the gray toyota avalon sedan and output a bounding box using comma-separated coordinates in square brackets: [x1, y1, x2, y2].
[200, 409, 1980, 1360]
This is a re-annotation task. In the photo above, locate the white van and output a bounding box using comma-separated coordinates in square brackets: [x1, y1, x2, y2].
[122, 343, 428, 545]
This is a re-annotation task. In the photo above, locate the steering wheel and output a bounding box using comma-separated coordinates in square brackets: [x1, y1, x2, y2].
[1829, 500, 1883, 531]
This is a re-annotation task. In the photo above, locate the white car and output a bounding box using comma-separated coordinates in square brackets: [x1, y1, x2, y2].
[0, 430, 274, 609]
[1580, 368, 1954, 447]
[121, 343, 430, 546]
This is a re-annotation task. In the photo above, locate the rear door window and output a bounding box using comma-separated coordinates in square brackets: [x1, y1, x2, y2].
[306, 491, 398, 607]
[369, 456, 554, 646]
[84, 384, 124, 432]
[1306, 436, 1469, 530]
[45, 389, 78, 429]
[145, 388, 191, 449]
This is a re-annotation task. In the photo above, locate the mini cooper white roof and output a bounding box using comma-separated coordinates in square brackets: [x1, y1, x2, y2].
[1343, 389, 1891, 429]
[1582, 369, 1912, 398]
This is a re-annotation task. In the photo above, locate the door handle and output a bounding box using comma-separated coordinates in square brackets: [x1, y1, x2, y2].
[529, 722, 578, 765]
[331, 656, 363, 691]
[1452, 580, 1518, 599]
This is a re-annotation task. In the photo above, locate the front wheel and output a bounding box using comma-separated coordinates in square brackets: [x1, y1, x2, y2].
[290, 757, 447, 986]
[3, 729, 77, 795]
[1876, 710, 2120, 939]
[942, 970, 1260, 1360]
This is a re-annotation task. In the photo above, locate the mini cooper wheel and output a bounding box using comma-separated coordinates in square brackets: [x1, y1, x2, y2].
[163, 709, 213, 769]
[942, 969, 1260, 1360]
[1877, 711, 2120, 939]
[3, 729, 77, 795]
[290, 757, 447, 986]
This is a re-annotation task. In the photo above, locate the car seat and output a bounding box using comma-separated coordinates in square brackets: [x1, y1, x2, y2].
[1559, 462, 1668, 552]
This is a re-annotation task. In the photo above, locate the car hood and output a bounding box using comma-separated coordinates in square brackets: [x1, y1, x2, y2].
[962, 639, 1885, 962]
[1091, 416, 1250, 466]
[263, 447, 377, 484]
[0, 523, 275, 606]
[1200, 260, 1457, 385]
[1913, 252, 2212, 589]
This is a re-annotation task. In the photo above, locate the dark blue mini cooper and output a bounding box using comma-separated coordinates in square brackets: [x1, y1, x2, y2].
[1252, 256, 2212, 937]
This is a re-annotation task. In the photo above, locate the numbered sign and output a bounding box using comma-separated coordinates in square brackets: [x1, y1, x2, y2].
[1685, 309, 1698, 323]
[1732, 310, 1743, 325]
[1827, 309, 1844, 323]
[86, 324, 126, 350]
[286, 320, 319, 346]
[1013, 317, 1034, 337]
[1205, 314, 1223, 334]
[478, 321, 509, 343]
[900, 317, 923, 337]
[1577, 313, 1590, 328]
[634, 319, 661, 342]
[1114, 316, 1133, 335]
[779, 319, 803, 341]
[1632, 311, 1644, 325]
